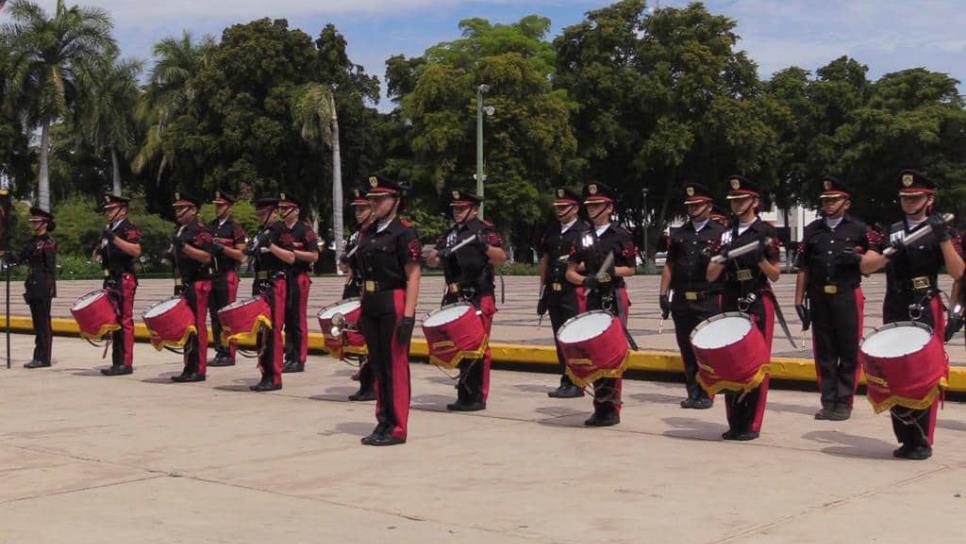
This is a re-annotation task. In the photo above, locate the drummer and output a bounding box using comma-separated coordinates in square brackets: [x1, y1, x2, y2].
[660, 183, 725, 409]
[8, 208, 57, 368]
[356, 175, 421, 446]
[170, 192, 215, 382]
[340, 186, 377, 401]
[279, 192, 319, 374]
[861, 169, 964, 460]
[96, 194, 142, 376]
[247, 196, 296, 392]
[706, 176, 781, 441]
[564, 181, 637, 427]
[427, 189, 506, 411]
[539, 188, 591, 398]
[207, 191, 247, 367]
[794, 178, 875, 421]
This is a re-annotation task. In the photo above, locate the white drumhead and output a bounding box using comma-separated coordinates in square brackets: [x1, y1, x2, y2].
[318, 299, 361, 319]
[72, 291, 105, 311]
[220, 297, 261, 313]
[692, 315, 752, 350]
[558, 312, 614, 343]
[144, 297, 182, 318]
[862, 324, 932, 358]
[424, 304, 473, 327]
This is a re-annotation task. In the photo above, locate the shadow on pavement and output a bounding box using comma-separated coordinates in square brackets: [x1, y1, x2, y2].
[661, 416, 728, 440]
[801, 430, 894, 459]
[309, 387, 357, 402]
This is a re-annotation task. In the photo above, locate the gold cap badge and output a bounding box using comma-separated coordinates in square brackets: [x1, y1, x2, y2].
[174, 192, 181, 200]
[902, 174, 914, 187]
[452, 190, 460, 200]
[686, 186, 695, 197]
[588, 184, 598, 195]
[730, 178, 741, 190]
[823, 180, 832, 191]
[279, 192, 286, 200]
[557, 189, 565, 198]
[369, 176, 378, 188]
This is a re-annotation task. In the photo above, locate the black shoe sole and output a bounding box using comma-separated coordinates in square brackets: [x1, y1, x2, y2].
[348, 393, 377, 402]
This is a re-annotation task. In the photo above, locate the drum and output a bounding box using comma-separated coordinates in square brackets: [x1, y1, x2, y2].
[317, 298, 367, 359]
[860, 321, 948, 413]
[421, 303, 487, 369]
[143, 296, 197, 351]
[691, 312, 770, 394]
[556, 310, 629, 388]
[217, 296, 272, 346]
[71, 289, 120, 341]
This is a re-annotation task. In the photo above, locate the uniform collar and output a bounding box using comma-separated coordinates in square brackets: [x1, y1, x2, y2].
[691, 218, 710, 232]
[595, 222, 611, 237]
[560, 218, 578, 234]
[376, 217, 395, 233]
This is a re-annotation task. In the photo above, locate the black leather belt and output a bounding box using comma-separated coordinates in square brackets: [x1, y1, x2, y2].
[810, 283, 858, 295]
[890, 275, 936, 294]
[680, 289, 720, 301]
[364, 280, 404, 293]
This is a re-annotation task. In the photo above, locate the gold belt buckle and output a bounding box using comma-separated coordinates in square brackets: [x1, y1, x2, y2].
[256, 271, 268, 280]
[552, 282, 563, 292]
[736, 269, 753, 282]
[685, 291, 699, 301]
[823, 284, 838, 295]
[912, 276, 930, 290]
[365, 280, 377, 293]
[175, 278, 183, 286]
[447, 283, 461, 294]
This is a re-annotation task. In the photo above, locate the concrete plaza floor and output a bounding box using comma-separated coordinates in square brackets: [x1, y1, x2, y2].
[1, 334, 966, 543]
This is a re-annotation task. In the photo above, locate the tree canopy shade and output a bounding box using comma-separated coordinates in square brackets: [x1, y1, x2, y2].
[387, 15, 577, 246]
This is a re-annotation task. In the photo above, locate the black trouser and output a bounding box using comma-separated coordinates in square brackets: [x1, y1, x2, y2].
[884, 291, 942, 447]
[809, 286, 863, 410]
[443, 291, 495, 404]
[359, 289, 410, 440]
[671, 294, 720, 401]
[548, 287, 581, 386]
[27, 296, 52, 364]
[344, 282, 373, 394]
[721, 291, 773, 434]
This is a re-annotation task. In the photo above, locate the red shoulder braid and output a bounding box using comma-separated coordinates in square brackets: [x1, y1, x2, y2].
[400, 218, 414, 228]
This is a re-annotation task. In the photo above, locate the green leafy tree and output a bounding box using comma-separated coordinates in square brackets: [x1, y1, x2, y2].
[3, 0, 116, 210]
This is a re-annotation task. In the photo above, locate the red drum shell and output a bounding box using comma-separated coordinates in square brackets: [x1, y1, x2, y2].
[860, 321, 948, 413]
[317, 298, 366, 359]
[218, 296, 272, 346]
[70, 290, 119, 341]
[421, 303, 487, 369]
[557, 311, 629, 388]
[691, 312, 770, 394]
[143, 296, 197, 350]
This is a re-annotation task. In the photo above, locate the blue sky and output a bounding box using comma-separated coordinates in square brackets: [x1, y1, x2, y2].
[8, 1, 965, 109]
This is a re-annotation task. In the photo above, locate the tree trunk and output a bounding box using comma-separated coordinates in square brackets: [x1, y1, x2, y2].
[329, 92, 345, 274]
[111, 146, 122, 196]
[37, 121, 51, 212]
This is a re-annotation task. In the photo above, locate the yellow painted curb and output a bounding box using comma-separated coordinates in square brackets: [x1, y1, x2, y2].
[5, 316, 965, 393]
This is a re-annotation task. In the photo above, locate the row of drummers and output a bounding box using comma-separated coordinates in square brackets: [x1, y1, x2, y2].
[64, 170, 963, 453]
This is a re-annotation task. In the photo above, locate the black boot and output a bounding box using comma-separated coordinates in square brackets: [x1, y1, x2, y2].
[549, 376, 584, 398]
[101, 365, 133, 376]
[828, 405, 852, 421]
[172, 371, 206, 383]
[348, 389, 376, 401]
[250, 379, 281, 392]
[584, 411, 620, 427]
[208, 353, 235, 367]
[24, 360, 51, 369]
[282, 360, 304, 373]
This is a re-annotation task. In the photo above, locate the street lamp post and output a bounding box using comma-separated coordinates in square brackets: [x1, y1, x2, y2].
[641, 187, 650, 273]
[476, 84, 490, 219]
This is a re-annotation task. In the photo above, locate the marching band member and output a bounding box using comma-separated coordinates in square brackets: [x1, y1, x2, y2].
[565, 181, 637, 427]
[170, 193, 214, 382]
[207, 191, 247, 367]
[706, 176, 781, 441]
[10, 208, 57, 368]
[861, 170, 964, 460]
[794, 178, 875, 420]
[540, 188, 590, 399]
[279, 193, 319, 374]
[427, 189, 506, 411]
[661, 183, 725, 409]
[96, 194, 142, 376]
[342, 187, 376, 401]
[247, 197, 296, 392]
[356, 175, 421, 446]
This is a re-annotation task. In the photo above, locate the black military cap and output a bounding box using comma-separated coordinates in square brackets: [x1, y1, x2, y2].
[450, 189, 483, 207]
[897, 169, 936, 196]
[366, 174, 405, 197]
[350, 187, 369, 207]
[818, 177, 851, 199]
[28, 207, 54, 222]
[725, 175, 760, 200]
[100, 193, 131, 210]
[253, 196, 279, 209]
[683, 183, 714, 205]
[277, 190, 299, 210]
[553, 188, 582, 207]
[172, 191, 201, 208]
[582, 181, 618, 205]
[212, 190, 237, 205]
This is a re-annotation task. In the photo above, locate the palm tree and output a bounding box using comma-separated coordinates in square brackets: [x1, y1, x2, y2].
[80, 55, 142, 195]
[293, 83, 344, 264]
[132, 31, 213, 189]
[3, 0, 116, 211]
